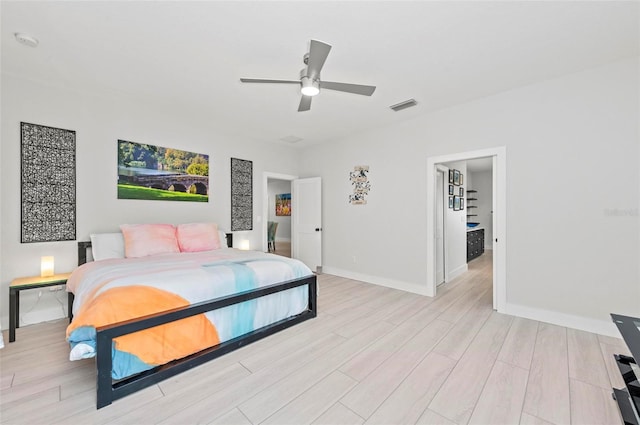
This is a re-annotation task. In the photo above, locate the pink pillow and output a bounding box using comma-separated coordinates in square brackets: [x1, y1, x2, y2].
[176, 223, 221, 252]
[120, 224, 180, 258]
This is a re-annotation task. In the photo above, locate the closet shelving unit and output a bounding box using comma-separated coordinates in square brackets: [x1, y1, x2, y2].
[466, 190, 479, 226]
[466, 189, 484, 261]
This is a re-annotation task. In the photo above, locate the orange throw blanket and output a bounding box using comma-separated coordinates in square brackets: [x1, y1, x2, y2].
[67, 285, 219, 366]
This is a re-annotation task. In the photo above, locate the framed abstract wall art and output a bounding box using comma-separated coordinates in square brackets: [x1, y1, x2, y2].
[231, 157, 253, 231]
[21, 122, 76, 243]
[349, 165, 371, 205]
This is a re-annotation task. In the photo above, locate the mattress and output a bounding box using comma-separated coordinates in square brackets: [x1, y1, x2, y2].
[66, 248, 312, 379]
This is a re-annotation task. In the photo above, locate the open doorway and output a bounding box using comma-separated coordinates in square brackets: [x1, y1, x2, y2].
[262, 173, 323, 271]
[426, 147, 506, 312]
[264, 173, 295, 258]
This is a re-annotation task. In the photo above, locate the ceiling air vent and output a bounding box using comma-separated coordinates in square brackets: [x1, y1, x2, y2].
[389, 98, 417, 112]
[14, 33, 39, 48]
[280, 135, 303, 144]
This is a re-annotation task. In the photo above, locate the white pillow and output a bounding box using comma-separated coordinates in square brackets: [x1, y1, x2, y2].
[90, 233, 125, 261]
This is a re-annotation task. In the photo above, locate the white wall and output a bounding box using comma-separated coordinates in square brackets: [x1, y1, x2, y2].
[267, 179, 292, 241]
[299, 57, 639, 334]
[0, 74, 300, 329]
[469, 170, 493, 250]
[2, 59, 638, 336]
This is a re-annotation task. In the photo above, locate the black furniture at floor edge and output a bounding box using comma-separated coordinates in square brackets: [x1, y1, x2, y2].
[9, 273, 72, 342]
[610, 313, 640, 425]
[467, 228, 485, 262]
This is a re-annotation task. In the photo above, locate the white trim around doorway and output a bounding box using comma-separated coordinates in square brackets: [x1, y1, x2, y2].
[435, 164, 450, 286]
[426, 146, 506, 313]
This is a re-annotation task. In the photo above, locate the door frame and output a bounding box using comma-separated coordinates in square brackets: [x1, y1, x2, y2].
[426, 146, 507, 312]
[262, 172, 298, 253]
[435, 164, 450, 285]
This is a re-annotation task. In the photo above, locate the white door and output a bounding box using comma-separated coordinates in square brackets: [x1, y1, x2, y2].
[435, 170, 445, 285]
[292, 177, 322, 272]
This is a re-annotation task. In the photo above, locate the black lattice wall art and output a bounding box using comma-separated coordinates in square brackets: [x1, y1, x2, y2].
[230, 158, 253, 231]
[21, 122, 76, 243]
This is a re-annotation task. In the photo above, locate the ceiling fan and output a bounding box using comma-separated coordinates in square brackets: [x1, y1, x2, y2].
[240, 39, 376, 112]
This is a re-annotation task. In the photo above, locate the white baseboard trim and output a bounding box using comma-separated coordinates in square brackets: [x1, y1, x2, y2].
[503, 302, 620, 338]
[447, 264, 468, 282]
[275, 237, 291, 242]
[322, 266, 431, 296]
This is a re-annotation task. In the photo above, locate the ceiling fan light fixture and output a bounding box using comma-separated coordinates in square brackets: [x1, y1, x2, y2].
[300, 76, 320, 97]
[239, 39, 376, 111]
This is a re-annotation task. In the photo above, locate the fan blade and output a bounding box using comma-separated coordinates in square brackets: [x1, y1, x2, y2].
[320, 81, 376, 96]
[298, 95, 312, 112]
[306, 40, 332, 80]
[240, 78, 300, 84]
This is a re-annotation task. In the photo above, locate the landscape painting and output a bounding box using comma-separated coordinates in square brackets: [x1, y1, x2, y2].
[117, 140, 209, 202]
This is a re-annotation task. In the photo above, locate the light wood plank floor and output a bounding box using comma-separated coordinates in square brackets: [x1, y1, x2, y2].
[269, 241, 291, 258]
[0, 252, 628, 424]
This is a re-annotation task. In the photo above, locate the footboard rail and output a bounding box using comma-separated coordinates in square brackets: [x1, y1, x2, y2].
[95, 274, 317, 409]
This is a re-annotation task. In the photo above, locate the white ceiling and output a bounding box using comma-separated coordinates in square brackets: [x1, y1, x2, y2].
[2, 1, 638, 148]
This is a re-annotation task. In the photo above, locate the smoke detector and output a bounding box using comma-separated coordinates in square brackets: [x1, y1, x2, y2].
[14, 33, 39, 48]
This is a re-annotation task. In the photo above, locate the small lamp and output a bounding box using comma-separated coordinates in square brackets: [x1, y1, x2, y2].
[41, 256, 55, 277]
[239, 240, 250, 251]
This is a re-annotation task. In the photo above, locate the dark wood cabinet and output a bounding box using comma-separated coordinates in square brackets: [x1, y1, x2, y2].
[611, 314, 640, 424]
[467, 229, 484, 262]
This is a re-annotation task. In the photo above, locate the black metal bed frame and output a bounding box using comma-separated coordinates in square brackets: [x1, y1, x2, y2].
[75, 239, 317, 409]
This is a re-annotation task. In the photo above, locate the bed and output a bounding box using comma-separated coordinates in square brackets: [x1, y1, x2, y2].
[66, 223, 317, 409]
